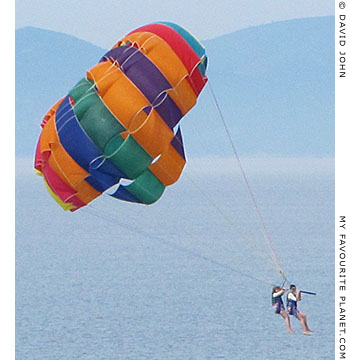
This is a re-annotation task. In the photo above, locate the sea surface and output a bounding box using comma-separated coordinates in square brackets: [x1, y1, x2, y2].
[16, 155, 334, 360]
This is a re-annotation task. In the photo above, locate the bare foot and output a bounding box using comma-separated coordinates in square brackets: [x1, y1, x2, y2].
[288, 329, 295, 334]
[303, 331, 311, 336]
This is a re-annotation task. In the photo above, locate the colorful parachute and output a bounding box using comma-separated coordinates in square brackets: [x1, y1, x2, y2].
[34, 22, 208, 211]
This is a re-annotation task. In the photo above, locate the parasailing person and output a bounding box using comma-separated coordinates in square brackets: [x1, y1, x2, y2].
[286, 284, 313, 335]
[272, 286, 294, 333]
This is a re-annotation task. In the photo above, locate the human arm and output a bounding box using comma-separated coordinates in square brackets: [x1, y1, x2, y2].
[273, 289, 286, 298]
[287, 292, 298, 302]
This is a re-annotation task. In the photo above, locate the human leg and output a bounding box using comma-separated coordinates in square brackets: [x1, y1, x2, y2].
[280, 310, 294, 333]
[299, 312, 312, 332]
[296, 312, 311, 335]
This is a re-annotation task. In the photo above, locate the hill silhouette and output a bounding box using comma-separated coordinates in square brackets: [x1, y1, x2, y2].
[16, 17, 334, 157]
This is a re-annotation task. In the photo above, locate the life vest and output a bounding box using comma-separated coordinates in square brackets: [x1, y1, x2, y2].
[286, 291, 297, 311]
[272, 293, 284, 307]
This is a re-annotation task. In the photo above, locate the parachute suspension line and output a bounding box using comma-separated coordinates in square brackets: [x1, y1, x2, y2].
[80, 64, 279, 279]
[279, 277, 292, 290]
[207, 80, 289, 284]
[181, 95, 279, 273]
[181, 171, 283, 277]
[82, 204, 275, 287]
[92, 179, 276, 287]
[47, 34, 281, 285]
[51, 75, 280, 285]
[86, 138, 278, 286]
[60, 67, 275, 284]
[166, 66, 283, 274]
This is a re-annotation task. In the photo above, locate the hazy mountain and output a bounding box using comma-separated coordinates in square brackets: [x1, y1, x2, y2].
[15, 17, 334, 157]
[16, 27, 105, 156]
[198, 16, 334, 157]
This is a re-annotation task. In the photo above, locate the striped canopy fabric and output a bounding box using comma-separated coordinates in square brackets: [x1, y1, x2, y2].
[34, 22, 208, 211]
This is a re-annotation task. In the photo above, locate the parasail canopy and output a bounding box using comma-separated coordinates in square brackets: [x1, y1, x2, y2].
[34, 22, 208, 211]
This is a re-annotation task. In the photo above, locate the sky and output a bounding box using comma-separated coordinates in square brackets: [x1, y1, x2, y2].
[15, 0, 334, 47]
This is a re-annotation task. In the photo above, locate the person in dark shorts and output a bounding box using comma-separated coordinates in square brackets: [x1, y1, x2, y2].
[272, 286, 294, 333]
[286, 284, 312, 335]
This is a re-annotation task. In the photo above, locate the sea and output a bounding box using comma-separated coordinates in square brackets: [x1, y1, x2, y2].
[16, 153, 334, 360]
